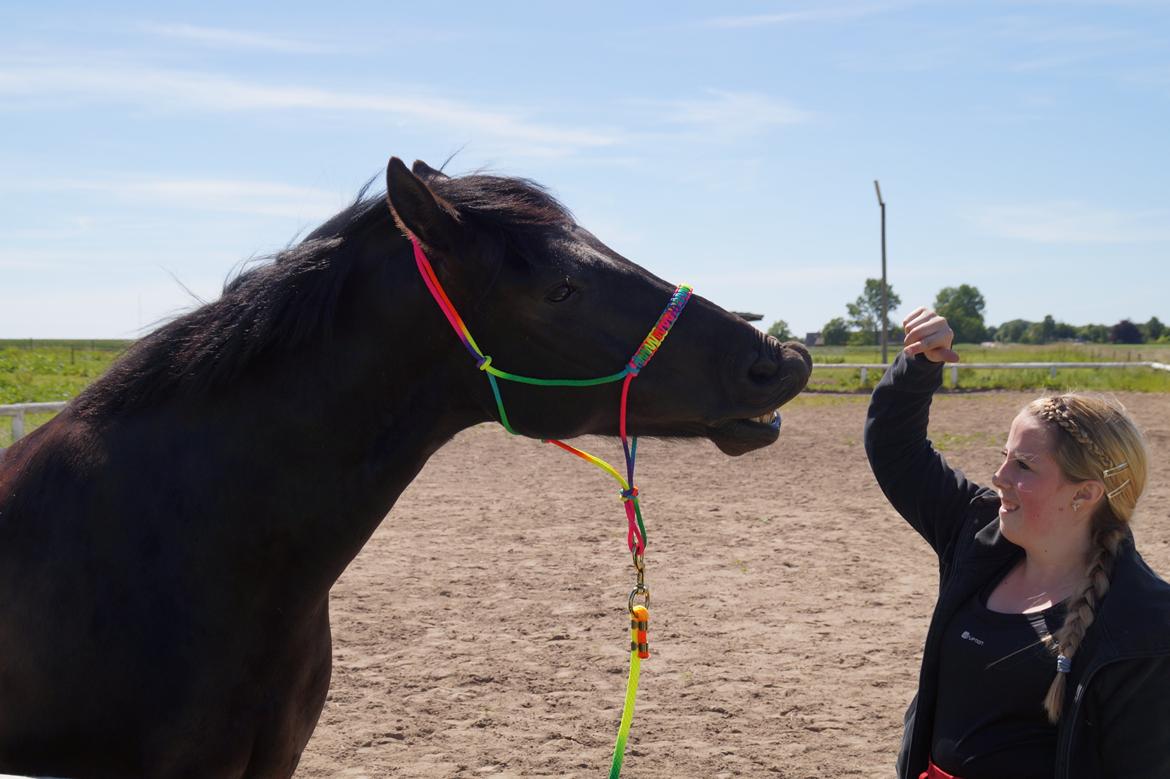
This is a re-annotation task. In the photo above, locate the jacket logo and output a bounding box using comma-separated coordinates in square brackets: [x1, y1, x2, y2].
[961, 630, 985, 646]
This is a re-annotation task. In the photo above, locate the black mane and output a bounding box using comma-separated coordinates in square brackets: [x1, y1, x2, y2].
[73, 171, 574, 418]
[427, 172, 574, 232]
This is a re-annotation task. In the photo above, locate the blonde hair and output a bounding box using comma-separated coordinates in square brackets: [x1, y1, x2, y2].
[1027, 393, 1148, 723]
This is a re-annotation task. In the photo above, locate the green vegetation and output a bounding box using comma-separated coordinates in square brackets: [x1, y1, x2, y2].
[1, 338, 1168, 448]
[0, 411, 58, 448]
[810, 342, 1170, 364]
[817, 281, 1168, 348]
[785, 393, 868, 409]
[0, 340, 128, 404]
[845, 278, 902, 346]
[0, 339, 130, 351]
[931, 431, 1002, 452]
[934, 284, 988, 344]
[766, 319, 792, 341]
[804, 343, 1170, 393]
[0, 341, 130, 446]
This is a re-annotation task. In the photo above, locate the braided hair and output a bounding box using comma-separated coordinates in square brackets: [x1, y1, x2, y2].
[1028, 394, 1148, 723]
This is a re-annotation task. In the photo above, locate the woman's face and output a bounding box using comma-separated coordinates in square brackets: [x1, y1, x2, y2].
[992, 411, 1086, 549]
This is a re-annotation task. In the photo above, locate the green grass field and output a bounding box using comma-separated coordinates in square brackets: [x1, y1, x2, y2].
[0, 341, 129, 446]
[805, 342, 1170, 393]
[2, 339, 1168, 447]
[810, 342, 1170, 364]
[0, 341, 129, 405]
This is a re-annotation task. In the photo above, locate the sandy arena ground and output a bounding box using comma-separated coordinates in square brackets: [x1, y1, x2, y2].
[296, 390, 1170, 778]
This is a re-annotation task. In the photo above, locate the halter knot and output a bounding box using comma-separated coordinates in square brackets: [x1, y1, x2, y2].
[620, 486, 639, 501]
[476, 355, 493, 371]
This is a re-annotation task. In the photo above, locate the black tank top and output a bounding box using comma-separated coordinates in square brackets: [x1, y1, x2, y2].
[931, 581, 1067, 779]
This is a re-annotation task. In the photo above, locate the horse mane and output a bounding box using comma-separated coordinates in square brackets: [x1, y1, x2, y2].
[426, 172, 574, 232]
[72, 170, 574, 418]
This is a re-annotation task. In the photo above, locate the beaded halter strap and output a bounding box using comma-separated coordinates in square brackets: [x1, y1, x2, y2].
[412, 238, 692, 776]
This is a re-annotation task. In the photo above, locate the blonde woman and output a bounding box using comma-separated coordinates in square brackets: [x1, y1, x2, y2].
[865, 307, 1170, 779]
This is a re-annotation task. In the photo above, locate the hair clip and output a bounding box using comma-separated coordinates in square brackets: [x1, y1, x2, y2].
[1106, 479, 1132, 500]
[1102, 462, 1129, 478]
[1056, 654, 1072, 674]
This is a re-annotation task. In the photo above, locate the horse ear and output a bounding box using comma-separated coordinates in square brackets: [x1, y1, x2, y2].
[385, 156, 460, 251]
[411, 159, 449, 181]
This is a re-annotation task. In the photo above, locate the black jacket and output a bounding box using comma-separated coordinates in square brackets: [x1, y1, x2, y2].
[864, 352, 1170, 779]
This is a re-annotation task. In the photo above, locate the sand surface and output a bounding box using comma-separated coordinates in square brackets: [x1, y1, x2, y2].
[296, 391, 1170, 778]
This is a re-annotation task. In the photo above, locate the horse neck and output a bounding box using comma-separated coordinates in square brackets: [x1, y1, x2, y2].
[180, 236, 491, 593]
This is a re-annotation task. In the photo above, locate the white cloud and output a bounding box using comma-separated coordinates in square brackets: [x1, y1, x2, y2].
[690, 264, 872, 288]
[641, 90, 812, 136]
[0, 251, 52, 271]
[5, 177, 345, 220]
[137, 22, 329, 53]
[1008, 54, 1096, 73]
[0, 61, 619, 154]
[992, 17, 1134, 45]
[0, 245, 242, 275]
[703, 3, 903, 29]
[1123, 65, 1170, 92]
[0, 281, 219, 339]
[971, 202, 1170, 243]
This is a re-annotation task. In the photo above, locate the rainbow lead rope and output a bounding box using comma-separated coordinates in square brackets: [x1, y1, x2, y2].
[409, 238, 693, 778]
[610, 604, 650, 779]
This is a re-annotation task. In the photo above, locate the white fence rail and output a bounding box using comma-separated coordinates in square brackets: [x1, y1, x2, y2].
[816, 361, 1170, 388]
[0, 401, 67, 442]
[1, 362, 1168, 442]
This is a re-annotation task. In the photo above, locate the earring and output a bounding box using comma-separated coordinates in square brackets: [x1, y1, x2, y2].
[1072, 500, 1082, 512]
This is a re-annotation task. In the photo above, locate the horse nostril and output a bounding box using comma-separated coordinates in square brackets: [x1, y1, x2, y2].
[749, 354, 780, 382]
[748, 339, 812, 386]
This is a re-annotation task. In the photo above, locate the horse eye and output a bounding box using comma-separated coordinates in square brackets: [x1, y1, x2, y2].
[546, 282, 576, 303]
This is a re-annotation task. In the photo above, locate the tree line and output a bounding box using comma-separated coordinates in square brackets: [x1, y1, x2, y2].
[767, 280, 1167, 346]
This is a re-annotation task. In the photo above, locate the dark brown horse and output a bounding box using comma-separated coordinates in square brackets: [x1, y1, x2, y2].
[0, 157, 811, 778]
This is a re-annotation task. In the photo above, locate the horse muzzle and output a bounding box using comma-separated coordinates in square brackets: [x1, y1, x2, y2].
[707, 338, 811, 456]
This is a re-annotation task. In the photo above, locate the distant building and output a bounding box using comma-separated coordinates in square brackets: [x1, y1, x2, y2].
[804, 332, 823, 346]
[732, 311, 764, 322]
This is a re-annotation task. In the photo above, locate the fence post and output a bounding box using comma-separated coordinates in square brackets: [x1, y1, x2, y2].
[860, 366, 868, 386]
[11, 412, 24, 441]
[950, 365, 959, 388]
[1050, 365, 1057, 380]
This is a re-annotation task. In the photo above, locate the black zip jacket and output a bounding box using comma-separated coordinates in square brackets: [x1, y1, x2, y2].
[864, 352, 1170, 779]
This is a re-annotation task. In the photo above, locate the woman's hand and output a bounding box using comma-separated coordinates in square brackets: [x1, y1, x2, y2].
[902, 307, 960, 363]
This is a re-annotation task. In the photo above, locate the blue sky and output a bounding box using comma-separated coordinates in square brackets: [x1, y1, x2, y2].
[2, 1, 1167, 339]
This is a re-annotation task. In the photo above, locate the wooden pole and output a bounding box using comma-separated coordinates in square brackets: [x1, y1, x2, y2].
[874, 181, 888, 364]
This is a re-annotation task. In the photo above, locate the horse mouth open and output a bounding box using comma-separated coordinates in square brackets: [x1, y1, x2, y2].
[707, 342, 812, 456]
[708, 408, 787, 456]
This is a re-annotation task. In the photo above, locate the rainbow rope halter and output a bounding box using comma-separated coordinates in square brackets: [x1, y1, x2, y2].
[412, 238, 692, 776]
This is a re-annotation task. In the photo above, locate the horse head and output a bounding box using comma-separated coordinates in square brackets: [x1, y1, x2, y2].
[386, 157, 811, 455]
